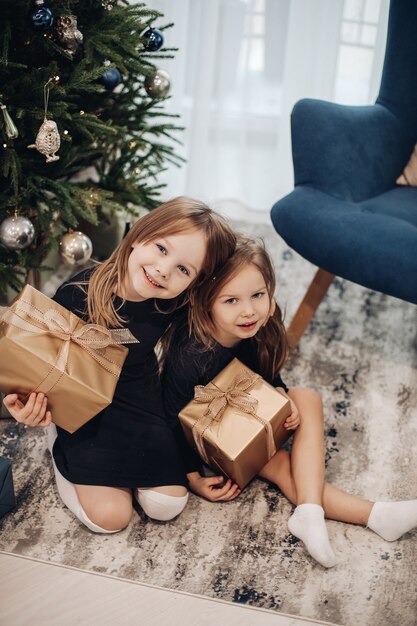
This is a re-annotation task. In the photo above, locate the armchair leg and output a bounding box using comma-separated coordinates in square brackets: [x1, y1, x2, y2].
[287, 268, 334, 348]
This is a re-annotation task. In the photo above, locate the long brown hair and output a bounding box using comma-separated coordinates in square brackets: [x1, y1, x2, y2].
[83, 196, 236, 327]
[188, 236, 288, 381]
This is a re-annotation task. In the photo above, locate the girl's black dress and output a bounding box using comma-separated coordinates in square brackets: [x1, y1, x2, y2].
[51, 271, 187, 488]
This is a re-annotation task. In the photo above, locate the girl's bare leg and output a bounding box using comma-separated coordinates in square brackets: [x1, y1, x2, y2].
[47, 426, 132, 533]
[259, 446, 337, 567]
[260, 441, 417, 544]
[283, 388, 417, 536]
[259, 450, 372, 524]
[76, 484, 189, 527]
[261, 387, 349, 567]
[287, 387, 325, 504]
[280, 387, 337, 566]
[322, 484, 372, 524]
[287, 390, 417, 539]
[75, 485, 133, 531]
[259, 449, 297, 501]
[260, 387, 373, 526]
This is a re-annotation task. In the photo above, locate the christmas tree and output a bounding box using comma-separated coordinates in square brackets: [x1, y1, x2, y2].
[0, 0, 182, 299]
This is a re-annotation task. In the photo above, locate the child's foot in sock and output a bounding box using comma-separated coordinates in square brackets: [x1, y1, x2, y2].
[367, 500, 417, 541]
[288, 503, 338, 568]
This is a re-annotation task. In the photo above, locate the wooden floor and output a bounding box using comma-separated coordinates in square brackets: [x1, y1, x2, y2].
[0, 552, 338, 626]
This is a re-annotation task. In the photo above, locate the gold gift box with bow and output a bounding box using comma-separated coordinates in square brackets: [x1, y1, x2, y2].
[0, 284, 135, 433]
[179, 358, 291, 489]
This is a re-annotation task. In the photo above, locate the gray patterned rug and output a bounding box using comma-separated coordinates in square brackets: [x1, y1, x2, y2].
[1, 222, 416, 626]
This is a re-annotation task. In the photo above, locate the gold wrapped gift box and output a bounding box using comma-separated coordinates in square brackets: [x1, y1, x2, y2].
[0, 284, 134, 433]
[179, 358, 291, 489]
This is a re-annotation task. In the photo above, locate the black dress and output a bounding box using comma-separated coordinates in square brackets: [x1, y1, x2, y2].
[161, 320, 288, 474]
[51, 271, 187, 488]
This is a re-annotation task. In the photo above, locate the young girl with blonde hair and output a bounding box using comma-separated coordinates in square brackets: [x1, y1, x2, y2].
[162, 235, 417, 568]
[4, 197, 236, 534]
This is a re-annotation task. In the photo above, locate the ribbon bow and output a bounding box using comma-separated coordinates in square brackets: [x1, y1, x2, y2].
[193, 370, 259, 421]
[191, 368, 276, 465]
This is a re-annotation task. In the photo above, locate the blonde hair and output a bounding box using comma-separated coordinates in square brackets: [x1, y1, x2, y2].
[82, 197, 236, 327]
[188, 235, 288, 381]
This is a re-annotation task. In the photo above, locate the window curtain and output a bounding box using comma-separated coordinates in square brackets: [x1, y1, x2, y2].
[140, 0, 389, 220]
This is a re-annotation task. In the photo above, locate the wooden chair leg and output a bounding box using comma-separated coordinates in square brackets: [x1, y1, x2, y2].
[287, 268, 335, 348]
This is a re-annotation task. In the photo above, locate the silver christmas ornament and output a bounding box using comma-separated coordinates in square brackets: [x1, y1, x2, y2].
[28, 118, 61, 162]
[55, 15, 83, 56]
[144, 69, 171, 98]
[0, 216, 35, 250]
[59, 231, 93, 266]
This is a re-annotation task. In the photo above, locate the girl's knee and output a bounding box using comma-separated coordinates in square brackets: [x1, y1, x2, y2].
[136, 487, 189, 521]
[306, 388, 323, 409]
[289, 387, 322, 406]
[289, 387, 324, 425]
[82, 501, 132, 532]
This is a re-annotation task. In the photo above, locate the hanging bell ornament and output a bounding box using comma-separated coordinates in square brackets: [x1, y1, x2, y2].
[0, 216, 35, 250]
[0, 104, 19, 140]
[30, 0, 54, 31]
[59, 231, 93, 266]
[55, 15, 83, 56]
[142, 28, 164, 52]
[144, 69, 171, 98]
[28, 118, 61, 162]
[102, 0, 116, 9]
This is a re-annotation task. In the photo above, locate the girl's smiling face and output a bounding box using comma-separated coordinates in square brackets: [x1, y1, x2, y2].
[120, 229, 207, 301]
[210, 263, 271, 347]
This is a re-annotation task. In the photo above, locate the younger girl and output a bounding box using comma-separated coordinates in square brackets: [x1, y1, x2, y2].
[3, 197, 236, 534]
[161, 236, 417, 568]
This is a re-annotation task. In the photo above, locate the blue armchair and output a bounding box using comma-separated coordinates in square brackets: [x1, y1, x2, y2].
[270, 0, 417, 347]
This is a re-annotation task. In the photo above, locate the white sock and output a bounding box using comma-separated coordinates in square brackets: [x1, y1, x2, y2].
[288, 503, 338, 568]
[367, 500, 417, 542]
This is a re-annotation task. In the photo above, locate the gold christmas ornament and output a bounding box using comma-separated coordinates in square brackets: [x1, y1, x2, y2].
[27, 77, 61, 163]
[144, 69, 171, 98]
[59, 231, 93, 266]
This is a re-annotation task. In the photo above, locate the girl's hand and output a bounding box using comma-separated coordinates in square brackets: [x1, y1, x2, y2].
[276, 388, 300, 430]
[3, 392, 52, 427]
[284, 395, 300, 430]
[187, 472, 241, 502]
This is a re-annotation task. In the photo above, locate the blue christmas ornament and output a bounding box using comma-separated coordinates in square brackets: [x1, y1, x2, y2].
[30, 1, 54, 31]
[142, 28, 164, 52]
[101, 68, 122, 90]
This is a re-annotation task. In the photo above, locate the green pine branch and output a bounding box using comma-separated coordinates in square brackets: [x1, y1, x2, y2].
[0, 0, 184, 297]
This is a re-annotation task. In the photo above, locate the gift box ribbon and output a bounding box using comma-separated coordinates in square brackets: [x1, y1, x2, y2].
[0, 297, 138, 396]
[191, 369, 277, 465]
